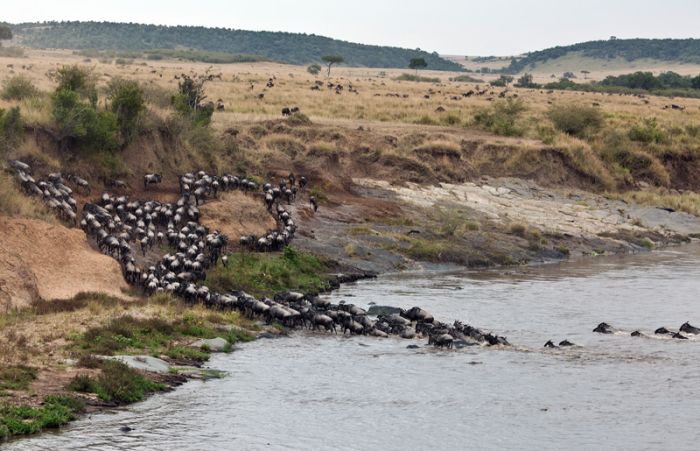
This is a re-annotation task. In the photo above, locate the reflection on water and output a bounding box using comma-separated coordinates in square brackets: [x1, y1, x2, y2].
[9, 245, 700, 450]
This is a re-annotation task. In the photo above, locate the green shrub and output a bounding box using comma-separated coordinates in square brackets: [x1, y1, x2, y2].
[0, 106, 24, 153]
[52, 89, 118, 151]
[395, 73, 441, 83]
[90, 361, 165, 404]
[107, 78, 145, 143]
[56, 65, 97, 106]
[473, 98, 527, 137]
[66, 374, 96, 393]
[0, 396, 82, 440]
[628, 118, 666, 144]
[166, 346, 210, 363]
[547, 103, 603, 137]
[307, 64, 321, 75]
[1, 75, 39, 100]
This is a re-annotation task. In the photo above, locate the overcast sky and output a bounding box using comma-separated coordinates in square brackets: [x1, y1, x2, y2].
[6, 0, 700, 55]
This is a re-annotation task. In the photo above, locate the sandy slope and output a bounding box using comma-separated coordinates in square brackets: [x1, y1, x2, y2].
[0, 216, 129, 311]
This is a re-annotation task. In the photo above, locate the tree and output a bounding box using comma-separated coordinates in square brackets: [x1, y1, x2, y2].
[515, 73, 538, 88]
[321, 55, 344, 77]
[171, 74, 213, 126]
[491, 75, 514, 87]
[107, 79, 145, 144]
[581, 70, 590, 80]
[408, 58, 428, 75]
[691, 75, 700, 90]
[307, 64, 321, 76]
[0, 25, 12, 46]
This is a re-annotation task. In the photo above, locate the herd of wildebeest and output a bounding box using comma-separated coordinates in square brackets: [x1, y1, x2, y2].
[7, 159, 700, 350]
[8, 158, 513, 349]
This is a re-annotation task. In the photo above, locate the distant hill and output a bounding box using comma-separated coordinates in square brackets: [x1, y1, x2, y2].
[9, 21, 464, 71]
[505, 38, 700, 74]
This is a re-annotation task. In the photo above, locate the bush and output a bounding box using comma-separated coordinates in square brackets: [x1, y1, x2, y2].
[90, 361, 165, 404]
[307, 64, 321, 75]
[56, 65, 97, 106]
[473, 98, 527, 137]
[547, 103, 603, 137]
[52, 89, 118, 151]
[395, 73, 441, 83]
[628, 118, 666, 144]
[107, 78, 145, 143]
[490, 75, 514, 87]
[0, 106, 24, 153]
[514, 73, 539, 88]
[0, 396, 82, 440]
[1, 75, 39, 101]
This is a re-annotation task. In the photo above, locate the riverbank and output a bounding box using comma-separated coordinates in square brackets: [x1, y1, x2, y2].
[0, 292, 265, 441]
[8, 244, 700, 450]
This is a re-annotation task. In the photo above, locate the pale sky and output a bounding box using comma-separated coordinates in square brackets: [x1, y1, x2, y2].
[5, 0, 700, 55]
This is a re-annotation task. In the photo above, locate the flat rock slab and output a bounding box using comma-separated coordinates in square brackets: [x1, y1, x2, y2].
[104, 355, 171, 374]
[191, 337, 229, 352]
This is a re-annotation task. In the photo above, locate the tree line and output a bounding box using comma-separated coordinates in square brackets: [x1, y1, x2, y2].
[10, 21, 464, 71]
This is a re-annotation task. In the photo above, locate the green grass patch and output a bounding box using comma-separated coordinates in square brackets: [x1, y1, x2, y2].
[66, 361, 165, 405]
[206, 246, 329, 298]
[166, 346, 210, 363]
[0, 396, 84, 440]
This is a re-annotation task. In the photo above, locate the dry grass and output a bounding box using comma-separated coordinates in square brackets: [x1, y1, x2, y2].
[615, 189, 700, 217]
[2, 49, 700, 194]
[0, 171, 56, 223]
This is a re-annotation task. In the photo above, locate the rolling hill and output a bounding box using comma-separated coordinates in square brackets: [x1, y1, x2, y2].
[505, 38, 700, 74]
[8, 21, 464, 71]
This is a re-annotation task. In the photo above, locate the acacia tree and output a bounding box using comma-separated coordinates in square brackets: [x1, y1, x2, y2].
[321, 55, 344, 77]
[409, 58, 428, 75]
[0, 25, 12, 46]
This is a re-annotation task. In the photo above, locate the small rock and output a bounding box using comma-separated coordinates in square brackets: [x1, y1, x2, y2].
[406, 344, 420, 349]
[191, 337, 229, 352]
[104, 355, 170, 374]
[258, 332, 276, 339]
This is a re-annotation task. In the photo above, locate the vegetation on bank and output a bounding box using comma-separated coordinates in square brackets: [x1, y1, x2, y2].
[0, 396, 85, 440]
[206, 246, 330, 298]
[0, 292, 257, 441]
[11, 21, 464, 70]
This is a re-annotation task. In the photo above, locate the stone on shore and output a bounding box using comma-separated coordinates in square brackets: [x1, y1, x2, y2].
[104, 355, 171, 374]
[191, 337, 229, 352]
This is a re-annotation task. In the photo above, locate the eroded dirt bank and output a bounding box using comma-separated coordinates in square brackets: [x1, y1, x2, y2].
[0, 216, 130, 311]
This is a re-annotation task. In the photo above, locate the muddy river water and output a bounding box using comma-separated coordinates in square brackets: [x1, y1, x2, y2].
[9, 245, 700, 450]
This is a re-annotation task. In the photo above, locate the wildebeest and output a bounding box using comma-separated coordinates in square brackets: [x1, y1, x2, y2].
[144, 174, 162, 190]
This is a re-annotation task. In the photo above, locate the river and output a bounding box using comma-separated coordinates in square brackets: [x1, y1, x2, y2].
[8, 245, 700, 450]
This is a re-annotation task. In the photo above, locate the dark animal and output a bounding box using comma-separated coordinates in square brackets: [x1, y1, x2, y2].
[680, 322, 700, 334]
[593, 322, 613, 334]
[144, 174, 162, 190]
